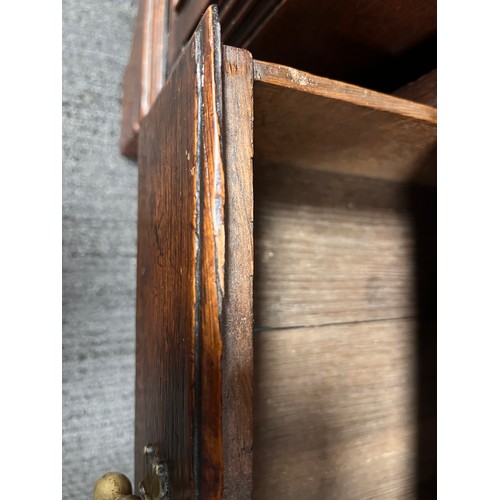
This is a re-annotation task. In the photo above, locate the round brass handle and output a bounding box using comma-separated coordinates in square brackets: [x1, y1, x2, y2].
[94, 444, 169, 499]
[93, 472, 141, 500]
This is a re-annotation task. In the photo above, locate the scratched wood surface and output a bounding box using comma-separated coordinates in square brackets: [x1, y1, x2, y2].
[136, 6, 228, 497]
[136, 14, 198, 496]
[167, 0, 436, 95]
[123, 0, 436, 159]
[137, 7, 255, 498]
[221, 45, 254, 499]
[134, 6, 437, 498]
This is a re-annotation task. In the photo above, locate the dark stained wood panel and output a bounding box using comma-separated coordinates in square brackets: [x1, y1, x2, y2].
[137, 9, 256, 499]
[219, 0, 281, 47]
[253, 162, 435, 329]
[253, 61, 437, 184]
[253, 319, 436, 499]
[136, 14, 198, 497]
[136, 6, 227, 497]
[221, 45, 254, 499]
[241, 0, 436, 90]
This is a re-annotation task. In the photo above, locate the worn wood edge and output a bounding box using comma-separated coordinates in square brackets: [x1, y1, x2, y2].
[134, 5, 225, 495]
[253, 60, 437, 185]
[253, 60, 437, 126]
[120, 0, 167, 158]
[221, 44, 254, 499]
[393, 69, 437, 107]
[195, 5, 226, 498]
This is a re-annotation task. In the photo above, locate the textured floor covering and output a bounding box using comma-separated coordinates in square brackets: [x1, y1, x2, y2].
[62, 1, 138, 497]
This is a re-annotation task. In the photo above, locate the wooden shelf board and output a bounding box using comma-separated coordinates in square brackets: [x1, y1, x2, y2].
[253, 60, 437, 184]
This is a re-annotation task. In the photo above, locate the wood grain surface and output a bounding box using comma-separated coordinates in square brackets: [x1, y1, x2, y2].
[136, 6, 227, 497]
[137, 7, 255, 498]
[253, 163, 422, 329]
[254, 320, 436, 499]
[136, 15, 198, 496]
[252, 159, 436, 495]
[253, 61, 437, 184]
[133, 6, 437, 498]
[196, 9, 226, 497]
[122, 0, 436, 158]
[167, 0, 436, 98]
[221, 45, 254, 499]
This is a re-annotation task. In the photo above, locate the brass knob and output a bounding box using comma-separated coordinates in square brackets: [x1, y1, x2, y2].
[93, 472, 141, 500]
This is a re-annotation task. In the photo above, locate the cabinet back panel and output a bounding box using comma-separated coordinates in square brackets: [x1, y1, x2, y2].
[243, 0, 436, 91]
[252, 160, 436, 498]
[254, 163, 418, 330]
[254, 321, 436, 499]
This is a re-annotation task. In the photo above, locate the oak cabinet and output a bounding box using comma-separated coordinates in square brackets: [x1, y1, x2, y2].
[122, 3, 436, 499]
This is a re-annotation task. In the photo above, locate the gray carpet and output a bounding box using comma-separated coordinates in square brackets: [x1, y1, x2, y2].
[63, 1, 138, 497]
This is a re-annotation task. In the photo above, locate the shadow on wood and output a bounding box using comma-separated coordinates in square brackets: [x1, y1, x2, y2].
[252, 153, 437, 497]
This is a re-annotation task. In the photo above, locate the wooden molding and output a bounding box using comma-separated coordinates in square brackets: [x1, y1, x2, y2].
[120, 0, 167, 158]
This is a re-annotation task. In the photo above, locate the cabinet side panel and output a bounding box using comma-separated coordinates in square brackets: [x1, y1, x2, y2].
[136, 29, 198, 498]
[136, 6, 229, 498]
[221, 45, 254, 499]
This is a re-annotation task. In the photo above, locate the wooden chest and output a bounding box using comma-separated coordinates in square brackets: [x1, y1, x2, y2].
[124, 3, 436, 498]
